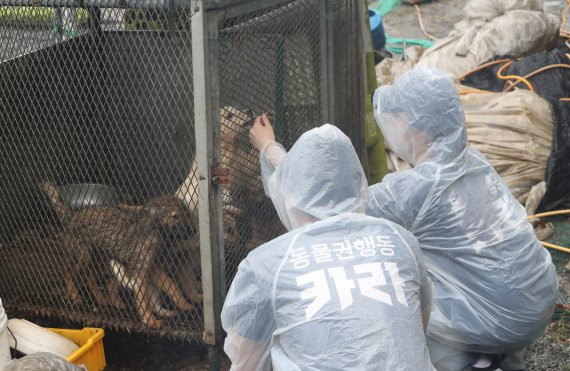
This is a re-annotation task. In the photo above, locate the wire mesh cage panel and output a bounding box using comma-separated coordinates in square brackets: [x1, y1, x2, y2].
[217, 1, 323, 287]
[0, 1, 202, 341]
[0, 0, 364, 344]
[216, 0, 363, 287]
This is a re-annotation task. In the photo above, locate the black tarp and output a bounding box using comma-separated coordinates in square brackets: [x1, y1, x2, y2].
[462, 39, 570, 212]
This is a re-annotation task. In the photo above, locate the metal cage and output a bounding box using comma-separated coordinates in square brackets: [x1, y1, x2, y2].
[0, 0, 366, 351]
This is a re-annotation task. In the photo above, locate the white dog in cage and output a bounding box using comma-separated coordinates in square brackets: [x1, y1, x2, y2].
[175, 106, 263, 216]
[174, 106, 286, 255]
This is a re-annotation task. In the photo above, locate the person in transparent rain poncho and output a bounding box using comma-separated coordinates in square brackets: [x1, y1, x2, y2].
[369, 66, 558, 371]
[221, 123, 435, 370]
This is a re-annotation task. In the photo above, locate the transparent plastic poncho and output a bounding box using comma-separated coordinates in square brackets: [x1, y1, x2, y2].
[370, 66, 558, 355]
[222, 125, 435, 370]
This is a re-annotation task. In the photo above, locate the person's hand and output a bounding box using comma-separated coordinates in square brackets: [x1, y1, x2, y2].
[249, 113, 275, 151]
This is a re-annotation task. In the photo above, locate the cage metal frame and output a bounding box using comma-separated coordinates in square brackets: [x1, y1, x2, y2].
[192, 0, 342, 348]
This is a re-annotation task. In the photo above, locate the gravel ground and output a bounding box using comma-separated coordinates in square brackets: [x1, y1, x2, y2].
[527, 218, 570, 370]
[527, 319, 570, 371]
[374, 0, 566, 41]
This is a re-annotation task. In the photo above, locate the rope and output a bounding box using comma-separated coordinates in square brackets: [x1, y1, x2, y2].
[414, 4, 439, 41]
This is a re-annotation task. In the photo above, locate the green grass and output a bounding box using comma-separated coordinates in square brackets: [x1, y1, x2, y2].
[0, 6, 88, 24]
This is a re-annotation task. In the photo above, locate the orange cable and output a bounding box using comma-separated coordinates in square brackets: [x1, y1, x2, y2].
[458, 89, 493, 95]
[496, 61, 535, 92]
[458, 59, 512, 81]
[504, 64, 570, 92]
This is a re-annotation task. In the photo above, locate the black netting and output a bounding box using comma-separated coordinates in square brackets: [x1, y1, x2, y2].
[0, 0, 361, 343]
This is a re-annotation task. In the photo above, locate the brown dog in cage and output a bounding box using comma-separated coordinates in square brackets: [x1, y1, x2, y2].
[40, 181, 197, 329]
[108, 258, 193, 319]
[105, 226, 204, 319]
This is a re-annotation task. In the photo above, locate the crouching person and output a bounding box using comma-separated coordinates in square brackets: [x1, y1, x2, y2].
[369, 66, 558, 371]
[222, 123, 435, 370]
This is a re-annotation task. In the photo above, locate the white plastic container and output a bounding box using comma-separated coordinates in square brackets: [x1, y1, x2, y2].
[0, 298, 12, 369]
[7, 319, 79, 359]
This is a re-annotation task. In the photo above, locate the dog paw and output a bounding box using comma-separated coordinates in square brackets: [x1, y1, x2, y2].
[144, 316, 162, 330]
[189, 292, 203, 304]
[178, 301, 194, 312]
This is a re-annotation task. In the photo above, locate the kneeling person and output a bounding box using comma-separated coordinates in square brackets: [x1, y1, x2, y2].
[222, 124, 435, 370]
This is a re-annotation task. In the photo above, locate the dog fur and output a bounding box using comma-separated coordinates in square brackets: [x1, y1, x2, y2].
[175, 106, 265, 215]
[40, 181, 196, 329]
[173, 106, 286, 298]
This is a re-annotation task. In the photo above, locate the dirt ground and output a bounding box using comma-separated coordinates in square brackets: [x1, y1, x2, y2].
[378, 0, 468, 40]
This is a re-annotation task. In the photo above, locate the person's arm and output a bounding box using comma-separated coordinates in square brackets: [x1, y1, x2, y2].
[405, 234, 433, 331]
[366, 170, 431, 231]
[221, 258, 275, 371]
[391, 223, 433, 331]
[260, 141, 287, 170]
[224, 332, 272, 371]
[250, 113, 287, 195]
[367, 179, 410, 228]
[417, 255, 433, 331]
